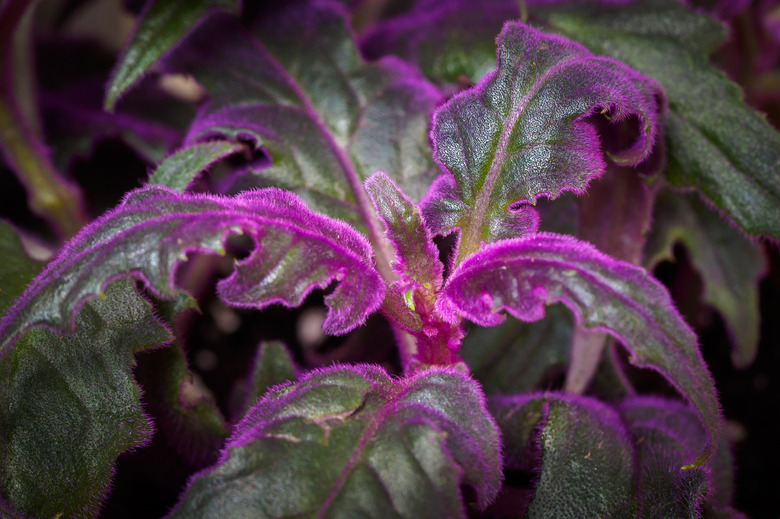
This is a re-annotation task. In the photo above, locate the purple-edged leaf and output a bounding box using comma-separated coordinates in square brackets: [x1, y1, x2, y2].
[532, 0, 780, 241]
[645, 189, 767, 368]
[164, 0, 442, 231]
[0, 221, 42, 316]
[461, 304, 573, 395]
[0, 280, 171, 519]
[422, 21, 663, 261]
[105, 0, 239, 111]
[490, 392, 636, 517]
[149, 140, 244, 193]
[618, 397, 741, 518]
[0, 185, 384, 352]
[365, 171, 444, 290]
[228, 340, 298, 422]
[168, 365, 501, 518]
[438, 232, 720, 468]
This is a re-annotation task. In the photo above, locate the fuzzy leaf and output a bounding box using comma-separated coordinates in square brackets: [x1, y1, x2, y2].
[164, 0, 442, 230]
[168, 365, 502, 518]
[149, 140, 245, 192]
[490, 393, 636, 518]
[0, 280, 171, 518]
[421, 21, 662, 260]
[438, 232, 719, 468]
[461, 304, 573, 395]
[105, 0, 239, 111]
[645, 189, 766, 368]
[532, 0, 780, 240]
[0, 185, 384, 353]
[365, 171, 444, 290]
[0, 221, 41, 316]
[618, 397, 740, 518]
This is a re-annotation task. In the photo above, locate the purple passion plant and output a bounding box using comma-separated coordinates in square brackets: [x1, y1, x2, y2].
[1, 0, 775, 517]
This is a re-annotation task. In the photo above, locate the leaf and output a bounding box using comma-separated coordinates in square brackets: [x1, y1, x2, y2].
[162, 0, 442, 232]
[0, 221, 41, 316]
[617, 396, 740, 518]
[437, 232, 720, 468]
[490, 392, 636, 518]
[0, 280, 171, 518]
[134, 293, 228, 467]
[105, 0, 239, 111]
[0, 185, 384, 354]
[149, 140, 245, 192]
[645, 189, 767, 368]
[532, 0, 780, 240]
[365, 171, 444, 290]
[168, 365, 502, 518]
[421, 21, 663, 263]
[228, 340, 298, 421]
[461, 304, 573, 395]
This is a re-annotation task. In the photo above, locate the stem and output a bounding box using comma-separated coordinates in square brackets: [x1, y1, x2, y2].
[0, 0, 87, 239]
[563, 329, 606, 394]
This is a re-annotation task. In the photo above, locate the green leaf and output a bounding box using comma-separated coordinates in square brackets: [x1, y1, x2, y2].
[0, 280, 171, 518]
[645, 189, 767, 367]
[135, 292, 228, 467]
[461, 304, 572, 395]
[0, 221, 41, 316]
[149, 140, 245, 192]
[105, 0, 239, 111]
[164, 1, 442, 231]
[423, 21, 662, 263]
[169, 365, 502, 518]
[490, 393, 637, 518]
[533, 0, 780, 240]
[229, 340, 297, 421]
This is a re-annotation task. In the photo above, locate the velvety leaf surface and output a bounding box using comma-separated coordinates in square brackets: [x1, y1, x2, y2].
[365, 171, 444, 290]
[168, 365, 502, 518]
[229, 340, 298, 421]
[490, 393, 636, 518]
[461, 304, 572, 395]
[438, 232, 719, 468]
[105, 0, 239, 110]
[618, 397, 740, 518]
[532, 0, 780, 240]
[164, 0, 442, 231]
[149, 140, 244, 193]
[0, 281, 171, 519]
[0, 221, 41, 316]
[421, 21, 662, 262]
[645, 189, 766, 368]
[0, 185, 384, 353]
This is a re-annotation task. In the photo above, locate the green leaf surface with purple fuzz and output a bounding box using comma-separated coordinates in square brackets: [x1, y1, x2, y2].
[618, 397, 744, 519]
[149, 140, 245, 193]
[489, 393, 636, 518]
[0, 185, 384, 353]
[437, 233, 720, 468]
[0, 280, 171, 519]
[163, 0, 442, 231]
[168, 365, 501, 518]
[420, 21, 662, 260]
